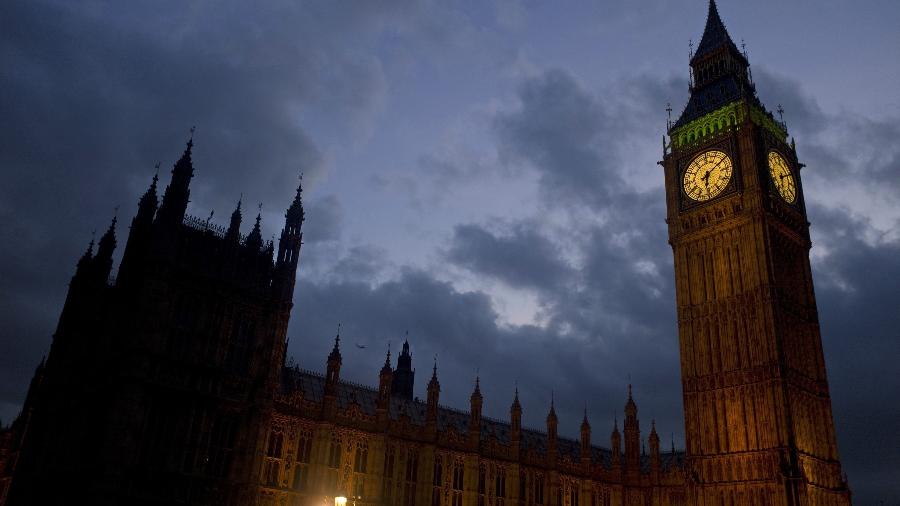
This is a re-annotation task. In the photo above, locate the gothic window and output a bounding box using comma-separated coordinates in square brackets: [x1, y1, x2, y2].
[383, 445, 396, 505]
[325, 433, 341, 494]
[432, 455, 443, 506]
[494, 466, 506, 506]
[518, 473, 526, 506]
[296, 429, 312, 463]
[403, 448, 419, 506]
[293, 429, 312, 492]
[533, 474, 544, 505]
[451, 459, 464, 506]
[352, 440, 369, 499]
[262, 431, 284, 487]
[569, 485, 579, 506]
[478, 463, 486, 506]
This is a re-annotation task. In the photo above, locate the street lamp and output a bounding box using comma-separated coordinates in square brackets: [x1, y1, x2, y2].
[334, 496, 347, 506]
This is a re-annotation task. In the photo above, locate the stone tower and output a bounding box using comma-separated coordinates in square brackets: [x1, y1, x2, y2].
[6, 135, 305, 506]
[662, 1, 851, 504]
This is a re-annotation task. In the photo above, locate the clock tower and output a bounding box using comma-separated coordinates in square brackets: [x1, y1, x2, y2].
[662, 2, 852, 504]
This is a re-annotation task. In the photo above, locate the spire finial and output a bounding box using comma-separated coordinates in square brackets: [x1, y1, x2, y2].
[189, 125, 196, 143]
[432, 354, 438, 377]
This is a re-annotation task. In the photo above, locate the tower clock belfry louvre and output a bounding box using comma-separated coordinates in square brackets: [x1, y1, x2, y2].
[662, 1, 852, 504]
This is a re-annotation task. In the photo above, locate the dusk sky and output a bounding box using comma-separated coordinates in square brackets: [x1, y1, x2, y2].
[2, 0, 899, 501]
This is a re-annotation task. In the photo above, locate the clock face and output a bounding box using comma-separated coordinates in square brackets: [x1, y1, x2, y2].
[682, 150, 733, 202]
[767, 151, 796, 203]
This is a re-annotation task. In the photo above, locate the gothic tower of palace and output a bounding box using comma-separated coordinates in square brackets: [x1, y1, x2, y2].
[662, 1, 852, 504]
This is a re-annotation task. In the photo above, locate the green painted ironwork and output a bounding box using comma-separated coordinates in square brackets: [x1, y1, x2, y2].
[669, 101, 787, 151]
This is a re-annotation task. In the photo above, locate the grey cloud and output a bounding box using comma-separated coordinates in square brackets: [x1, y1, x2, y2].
[494, 69, 622, 209]
[303, 195, 343, 244]
[287, 265, 682, 444]
[446, 222, 574, 293]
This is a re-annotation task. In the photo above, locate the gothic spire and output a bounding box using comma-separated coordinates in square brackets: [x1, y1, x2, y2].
[227, 197, 242, 242]
[76, 238, 94, 273]
[672, 1, 756, 131]
[245, 210, 263, 250]
[691, 0, 742, 64]
[286, 173, 305, 227]
[136, 171, 159, 223]
[381, 344, 392, 374]
[93, 215, 117, 280]
[548, 391, 557, 421]
[157, 130, 196, 226]
[328, 326, 342, 363]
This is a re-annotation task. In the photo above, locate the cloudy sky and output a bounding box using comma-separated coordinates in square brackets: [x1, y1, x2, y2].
[2, 0, 899, 501]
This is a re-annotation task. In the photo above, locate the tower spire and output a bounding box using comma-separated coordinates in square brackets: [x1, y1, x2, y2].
[93, 214, 117, 281]
[245, 207, 263, 250]
[227, 196, 242, 242]
[275, 174, 304, 300]
[156, 130, 196, 226]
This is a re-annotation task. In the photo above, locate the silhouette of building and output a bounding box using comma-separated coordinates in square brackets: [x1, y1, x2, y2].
[0, 2, 851, 505]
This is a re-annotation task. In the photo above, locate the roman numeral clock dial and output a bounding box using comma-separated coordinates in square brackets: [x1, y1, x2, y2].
[682, 150, 733, 202]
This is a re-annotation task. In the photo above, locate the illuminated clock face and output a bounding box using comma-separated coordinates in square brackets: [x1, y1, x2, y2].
[767, 151, 796, 203]
[682, 150, 733, 202]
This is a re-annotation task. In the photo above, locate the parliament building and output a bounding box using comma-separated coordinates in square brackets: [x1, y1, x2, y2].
[0, 2, 853, 505]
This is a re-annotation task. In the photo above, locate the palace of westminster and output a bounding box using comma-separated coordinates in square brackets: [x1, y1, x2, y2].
[0, 2, 854, 505]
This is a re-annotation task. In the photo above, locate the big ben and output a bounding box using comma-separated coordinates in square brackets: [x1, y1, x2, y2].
[662, 2, 853, 505]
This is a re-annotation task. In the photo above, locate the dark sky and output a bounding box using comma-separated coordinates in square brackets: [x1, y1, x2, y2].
[2, 0, 899, 502]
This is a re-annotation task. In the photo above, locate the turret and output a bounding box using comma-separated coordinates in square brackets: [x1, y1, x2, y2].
[426, 359, 440, 438]
[118, 171, 158, 284]
[321, 329, 342, 420]
[510, 387, 522, 446]
[468, 376, 483, 446]
[275, 179, 304, 300]
[547, 394, 558, 464]
[649, 420, 661, 474]
[377, 346, 393, 410]
[156, 132, 195, 227]
[326, 331, 341, 386]
[245, 212, 263, 251]
[624, 385, 640, 471]
[226, 197, 242, 243]
[74, 240, 94, 280]
[92, 216, 117, 283]
[376, 346, 393, 428]
[580, 407, 591, 466]
[391, 337, 415, 400]
[611, 416, 621, 468]
[135, 171, 159, 226]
